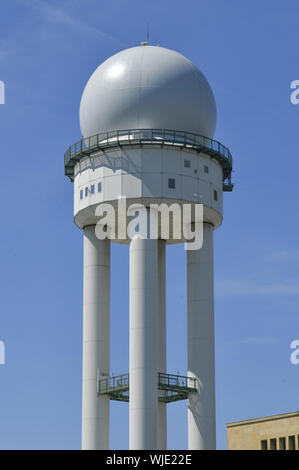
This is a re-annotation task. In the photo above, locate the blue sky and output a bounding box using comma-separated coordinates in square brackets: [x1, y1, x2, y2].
[0, 0, 298, 450]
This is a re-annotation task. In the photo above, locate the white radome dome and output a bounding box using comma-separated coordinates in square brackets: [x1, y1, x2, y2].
[79, 45, 216, 139]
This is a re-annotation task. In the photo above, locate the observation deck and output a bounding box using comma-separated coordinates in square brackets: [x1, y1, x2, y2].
[64, 128, 233, 191]
[98, 372, 197, 403]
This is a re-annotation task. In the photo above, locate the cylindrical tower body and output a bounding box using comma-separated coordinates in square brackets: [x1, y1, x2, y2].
[82, 226, 110, 449]
[187, 222, 215, 450]
[157, 240, 167, 449]
[129, 227, 158, 449]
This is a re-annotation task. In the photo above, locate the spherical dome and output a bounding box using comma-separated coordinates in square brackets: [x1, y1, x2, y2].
[79, 45, 216, 139]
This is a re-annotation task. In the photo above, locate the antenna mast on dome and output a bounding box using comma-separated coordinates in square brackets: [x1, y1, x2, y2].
[140, 21, 149, 46]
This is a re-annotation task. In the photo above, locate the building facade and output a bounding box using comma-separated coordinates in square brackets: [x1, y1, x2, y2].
[226, 411, 299, 450]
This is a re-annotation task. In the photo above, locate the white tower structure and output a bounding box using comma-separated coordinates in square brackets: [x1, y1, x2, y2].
[64, 44, 233, 450]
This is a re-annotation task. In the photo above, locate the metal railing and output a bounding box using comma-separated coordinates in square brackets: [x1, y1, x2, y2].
[158, 372, 197, 392]
[98, 373, 129, 395]
[98, 371, 197, 403]
[64, 128, 233, 190]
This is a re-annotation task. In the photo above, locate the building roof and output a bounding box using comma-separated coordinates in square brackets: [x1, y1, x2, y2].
[226, 411, 299, 428]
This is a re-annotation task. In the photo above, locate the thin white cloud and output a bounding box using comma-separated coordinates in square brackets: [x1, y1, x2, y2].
[222, 337, 278, 346]
[266, 250, 299, 263]
[0, 49, 7, 62]
[18, 0, 124, 46]
[215, 279, 299, 297]
[0, 38, 11, 63]
[216, 244, 299, 297]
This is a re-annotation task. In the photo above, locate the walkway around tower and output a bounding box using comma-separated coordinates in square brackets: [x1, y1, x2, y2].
[64, 128, 233, 191]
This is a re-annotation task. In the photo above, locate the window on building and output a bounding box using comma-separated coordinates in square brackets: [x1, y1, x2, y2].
[98, 182, 102, 193]
[90, 184, 95, 195]
[184, 159, 190, 168]
[80, 190, 83, 200]
[204, 165, 209, 174]
[261, 440, 268, 450]
[289, 436, 296, 450]
[279, 437, 286, 450]
[214, 190, 218, 201]
[194, 169, 198, 174]
[270, 439, 277, 450]
[168, 178, 176, 189]
[85, 187, 88, 197]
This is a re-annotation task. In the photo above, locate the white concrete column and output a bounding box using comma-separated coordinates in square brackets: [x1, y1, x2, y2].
[187, 223, 216, 450]
[129, 229, 158, 449]
[157, 240, 167, 450]
[82, 226, 110, 450]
